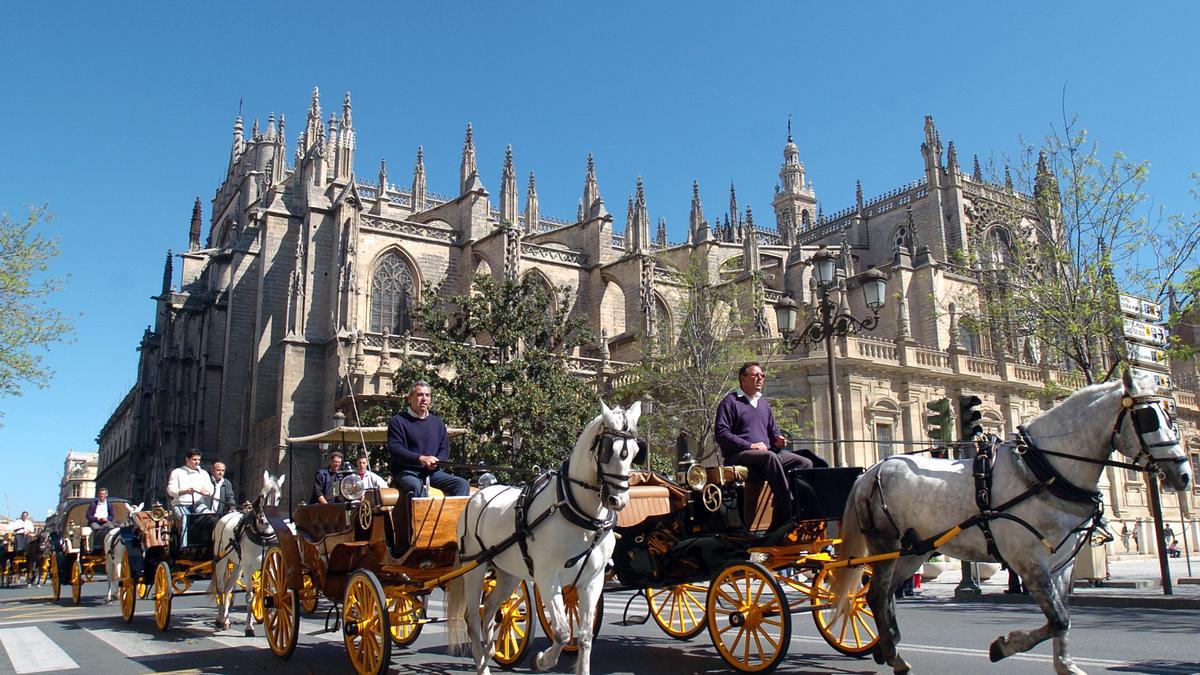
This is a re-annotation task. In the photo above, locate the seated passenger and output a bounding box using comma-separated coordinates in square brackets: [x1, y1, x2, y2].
[714, 362, 812, 531]
[353, 455, 389, 490]
[311, 451, 345, 504]
[167, 449, 213, 546]
[387, 380, 469, 498]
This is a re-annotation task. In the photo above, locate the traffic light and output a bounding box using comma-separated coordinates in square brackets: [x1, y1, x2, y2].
[925, 397, 953, 443]
[959, 394, 983, 440]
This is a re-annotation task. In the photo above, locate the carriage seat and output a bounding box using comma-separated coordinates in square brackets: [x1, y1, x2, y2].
[371, 488, 401, 508]
[293, 503, 352, 543]
[706, 465, 749, 485]
[617, 472, 690, 528]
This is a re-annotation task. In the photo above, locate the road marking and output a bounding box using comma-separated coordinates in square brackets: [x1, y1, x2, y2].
[86, 627, 182, 657]
[0, 626, 79, 673]
[207, 634, 269, 650]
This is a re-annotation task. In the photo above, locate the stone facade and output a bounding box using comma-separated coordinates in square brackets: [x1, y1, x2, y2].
[57, 450, 98, 515]
[95, 89, 1198, 546]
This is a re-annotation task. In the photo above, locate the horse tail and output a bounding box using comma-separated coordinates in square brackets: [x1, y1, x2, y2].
[829, 475, 870, 623]
[444, 562, 468, 656]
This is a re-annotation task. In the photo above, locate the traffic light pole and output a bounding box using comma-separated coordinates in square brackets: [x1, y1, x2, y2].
[954, 393, 984, 599]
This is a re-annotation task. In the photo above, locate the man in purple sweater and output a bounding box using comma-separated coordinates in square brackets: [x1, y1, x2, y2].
[387, 380, 469, 498]
[714, 362, 812, 530]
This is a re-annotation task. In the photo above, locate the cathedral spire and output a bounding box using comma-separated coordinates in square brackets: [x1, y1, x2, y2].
[302, 86, 323, 155]
[656, 218, 667, 249]
[341, 91, 353, 130]
[500, 145, 518, 225]
[188, 198, 202, 251]
[378, 159, 388, 192]
[626, 176, 649, 254]
[524, 172, 539, 234]
[459, 123, 478, 195]
[856, 179, 864, 213]
[728, 182, 739, 240]
[973, 154, 982, 181]
[779, 119, 806, 195]
[229, 112, 244, 171]
[251, 117, 259, 139]
[742, 206, 760, 273]
[335, 92, 355, 180]
[582, 153, 601, 220]
[1004, 164, 1013, 189]
[162, 249, 173, 295]
[411, 146, 427, 210]
[689, 180, 709, 243]
[946, 140, 959, 174]
[921, 115, 943, 172]
[266, 113, 277, 141]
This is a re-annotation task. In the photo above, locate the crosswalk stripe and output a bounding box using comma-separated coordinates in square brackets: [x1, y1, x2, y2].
[207, 634, 269, 650]
[0, 626, 79, 673]
[85, 626, 182, 657]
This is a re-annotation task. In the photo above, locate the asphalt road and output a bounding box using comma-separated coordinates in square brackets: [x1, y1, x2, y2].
[0, 578, 1196, 674]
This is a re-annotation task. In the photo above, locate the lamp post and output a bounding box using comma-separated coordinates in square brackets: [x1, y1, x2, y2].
[773, 247, 888, 468]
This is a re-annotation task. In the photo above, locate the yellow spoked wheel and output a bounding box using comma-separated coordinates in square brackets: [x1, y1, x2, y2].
[647, 583, 708, 640]
[533, 584, 604, 652]
[250, 570, 265, 623]
[153, 561, 172, 631]
[705, 562, 791, 673]
[70, 556, 83, 605]
[300, 573, 318, 614]
[261, 546, 299, 659]
[386, 590, 424, 647]
[343, 570, 391, 675]
[50, 554, 61, 601]
[483, 576, 533, 667]
[119, 550, 136, 622]
[811, 565, 879, 657]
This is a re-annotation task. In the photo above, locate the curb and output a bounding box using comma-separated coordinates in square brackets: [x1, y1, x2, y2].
[947, 591, 1200, 610]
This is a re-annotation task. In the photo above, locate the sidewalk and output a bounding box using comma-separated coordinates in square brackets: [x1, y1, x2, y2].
[910, 555, 1200, 610]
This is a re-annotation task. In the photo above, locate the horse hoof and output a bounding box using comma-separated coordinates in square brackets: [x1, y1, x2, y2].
[244, 627, 254, 637]
[872, 645, 887, 665]
[989, 639, 1007, 662]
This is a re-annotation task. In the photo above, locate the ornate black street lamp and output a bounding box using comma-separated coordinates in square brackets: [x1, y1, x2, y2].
[773, 246, 888, 467]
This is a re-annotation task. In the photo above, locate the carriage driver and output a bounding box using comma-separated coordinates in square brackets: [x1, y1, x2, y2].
[387, 380, 469, 498]
[168, 449, 214, 517]
[10, 511, 35, 553]
[714, 362, 813, 531]
[86, 488, 116, 543]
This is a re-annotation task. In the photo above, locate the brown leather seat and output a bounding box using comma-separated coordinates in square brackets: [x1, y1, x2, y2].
[293, 503, 352, 543]
[616, 485, 672, 528]
[374, 488, 400, 508]
[707, 465, 749, 485]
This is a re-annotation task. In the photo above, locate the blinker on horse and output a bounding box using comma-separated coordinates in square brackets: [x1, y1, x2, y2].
[827, 369, 1190, 675]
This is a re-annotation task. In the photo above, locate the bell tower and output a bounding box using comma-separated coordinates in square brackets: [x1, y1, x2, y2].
[772, 117, 817, 246]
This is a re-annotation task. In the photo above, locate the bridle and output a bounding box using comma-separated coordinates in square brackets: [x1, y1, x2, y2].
[1109, 394, 1187, 471]
[589, 427, 638, 503]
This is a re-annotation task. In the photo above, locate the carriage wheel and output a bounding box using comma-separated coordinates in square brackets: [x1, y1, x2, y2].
[705, 562, 791, 673]
[153, 561, 172, 631]
[70, 555, 83, 605]
[250, 570, 265, 623]
[533, 584, 604, 653]
[83, 560, 96, 582]
[385, 589, 424, 647]
[119, 550, 136, 622]
[343, 570, 391, 675]
[50, 554, 61, 601]
[261, 546, 299, 660]
[811, 565, 879, 657]
[647, 583, 708, 640]
[300, 573, 318, 614]
[483, 576, 533, 667]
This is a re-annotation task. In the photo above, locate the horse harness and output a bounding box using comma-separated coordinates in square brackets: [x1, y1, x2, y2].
[869, 393, 1177, 569]
[220, 495, 278, 562]
[461, 427, 638, 585]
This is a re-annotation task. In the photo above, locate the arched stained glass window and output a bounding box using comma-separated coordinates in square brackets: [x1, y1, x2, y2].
[369, 252, 415, 334]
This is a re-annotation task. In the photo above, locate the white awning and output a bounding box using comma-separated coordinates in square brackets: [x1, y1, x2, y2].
[286, 426, 466, 444]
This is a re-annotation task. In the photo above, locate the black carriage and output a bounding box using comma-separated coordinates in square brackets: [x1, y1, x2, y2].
[610, 460, 876, 672]
[117, 503, 223, 630]
[49, 498, 134, 603]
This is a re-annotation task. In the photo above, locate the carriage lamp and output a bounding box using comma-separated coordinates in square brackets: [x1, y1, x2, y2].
[338, 474, 366, 502]
[685, 464, 708, 491]
[773, 257, 890, 468]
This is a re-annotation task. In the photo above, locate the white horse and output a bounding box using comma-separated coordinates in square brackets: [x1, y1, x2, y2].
[210, 471, 285, 635]
[828, 369, 1192, 675]
[446, 401, 641, 675]
[102, 502, 145, 604]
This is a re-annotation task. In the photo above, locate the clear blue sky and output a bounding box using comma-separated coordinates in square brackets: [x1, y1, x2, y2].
[1, 2, 1197, 518]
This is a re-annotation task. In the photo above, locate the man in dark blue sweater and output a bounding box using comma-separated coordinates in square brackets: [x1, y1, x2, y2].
[714, 362, 812, 530]
[387, 380, 469, 498]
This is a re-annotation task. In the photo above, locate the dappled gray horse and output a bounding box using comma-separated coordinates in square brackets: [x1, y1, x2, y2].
[828, 369, 1191, 675]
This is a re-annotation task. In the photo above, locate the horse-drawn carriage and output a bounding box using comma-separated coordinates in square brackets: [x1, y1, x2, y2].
[259, 425, 532, 675]
[115, 502, 223, 630]
[50, 497, 134, 603]
[607, 459, 876, 672]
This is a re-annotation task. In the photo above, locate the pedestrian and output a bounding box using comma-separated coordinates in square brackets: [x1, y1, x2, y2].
[714, 362, 813, 531]
[388, 380, 469, 498]
[1120, 523, 1131, 552]
[1132, 524, 1140, 552]
[311, 451, 345, 504]
[208, 461, 237, 514]
[1163, 524, 1176, 547]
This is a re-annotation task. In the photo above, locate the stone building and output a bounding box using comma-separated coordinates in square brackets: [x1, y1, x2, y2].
[95, 88, 1197, 548]
[57, 450, 98, 515]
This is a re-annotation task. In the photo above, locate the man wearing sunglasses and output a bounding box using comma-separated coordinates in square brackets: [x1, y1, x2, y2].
[714, 362, 812, 531]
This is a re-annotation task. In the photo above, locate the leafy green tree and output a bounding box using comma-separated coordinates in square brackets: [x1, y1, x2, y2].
[960, 115, 1199, 383]
[615, 260, 766, 470]
[0, 206, 73, 411]
[392, 274, 598, 481]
